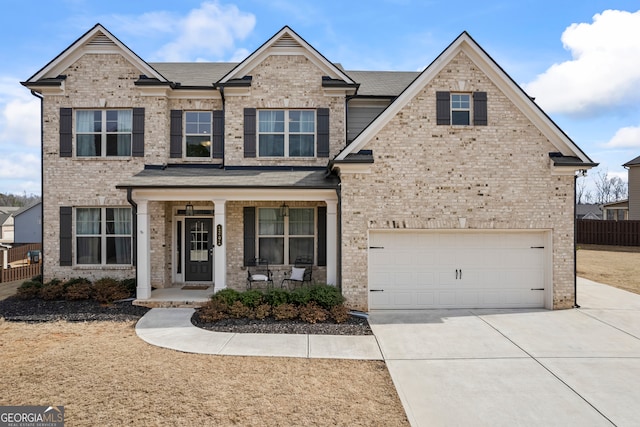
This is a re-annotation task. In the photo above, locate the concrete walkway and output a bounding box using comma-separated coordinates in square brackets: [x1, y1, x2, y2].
[136, 278, 640, 426]
[370, 277, 640, 427]
[135, 308, 382, 360]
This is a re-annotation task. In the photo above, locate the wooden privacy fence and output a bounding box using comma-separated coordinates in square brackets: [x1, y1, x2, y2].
[577, 219, 640, 246]
[8, 243, 42, 263]
[1, 264, 41, 283]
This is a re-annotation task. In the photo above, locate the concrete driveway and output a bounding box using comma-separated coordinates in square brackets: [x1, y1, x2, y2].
[369, 278, 640, 426]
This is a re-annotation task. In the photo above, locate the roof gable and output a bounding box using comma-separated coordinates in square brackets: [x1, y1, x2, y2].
[219, 26, 354, 85]
[24, 24, 166, 84]
[335, 32, 594, 165]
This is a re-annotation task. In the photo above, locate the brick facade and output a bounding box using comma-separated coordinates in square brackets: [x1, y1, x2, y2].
[28, 25, 590, 311]
[339, 52, 575, 310]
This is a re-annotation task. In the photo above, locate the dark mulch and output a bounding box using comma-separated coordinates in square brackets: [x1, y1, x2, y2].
[192, 312, 373, 335]
[0, 296, 150, 322]
[0, 296, 373, 335]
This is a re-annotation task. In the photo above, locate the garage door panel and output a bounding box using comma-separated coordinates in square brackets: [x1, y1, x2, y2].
[369, 231, 547, 309]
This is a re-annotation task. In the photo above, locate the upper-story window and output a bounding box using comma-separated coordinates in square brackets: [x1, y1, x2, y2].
[76, 110, 132, 157]
[185, 112, 212, 158]
[258, 110, 315, 157]
[451, 94, 470, 125]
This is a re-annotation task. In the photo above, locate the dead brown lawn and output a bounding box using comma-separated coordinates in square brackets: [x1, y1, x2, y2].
[577, 244, 640, 294]
[0, 319, 408, 426]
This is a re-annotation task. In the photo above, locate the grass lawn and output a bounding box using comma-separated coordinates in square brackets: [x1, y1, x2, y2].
[577, 244, 640, 295]
[0, 319, 408, 426]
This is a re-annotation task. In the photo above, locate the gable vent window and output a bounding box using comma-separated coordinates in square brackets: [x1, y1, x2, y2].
[451, 94, 470, 125]
[436, 91, 487, 126]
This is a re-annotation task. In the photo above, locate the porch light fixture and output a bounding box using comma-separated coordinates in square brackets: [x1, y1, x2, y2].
[279, 203, 289, 217]
[185, 203, 194, 216]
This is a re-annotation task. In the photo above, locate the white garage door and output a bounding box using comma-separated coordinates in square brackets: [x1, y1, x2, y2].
[369, 231, 547, 309]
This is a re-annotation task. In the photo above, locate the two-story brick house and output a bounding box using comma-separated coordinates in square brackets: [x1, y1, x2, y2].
[23, 24, 596, 311]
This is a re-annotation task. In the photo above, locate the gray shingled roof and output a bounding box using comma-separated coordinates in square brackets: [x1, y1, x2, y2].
[116, 167, 339, 189]
[623, 155, 640, 167]
[149, 62, 238, 87]
[148, 62, 418, 96]
[345, 70, 419, 97]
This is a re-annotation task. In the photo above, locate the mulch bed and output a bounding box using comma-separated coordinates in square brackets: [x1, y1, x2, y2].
[0, 296, 373, 335]
[0, 296, 150, 322]
[192, 312, 373, 335]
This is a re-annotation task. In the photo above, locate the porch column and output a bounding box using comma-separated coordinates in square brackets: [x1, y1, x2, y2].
[136, 200, 151, 299]
[2, 249, 7, 270]
[213, 199, 227, 290]
[326, 199, 338, 285]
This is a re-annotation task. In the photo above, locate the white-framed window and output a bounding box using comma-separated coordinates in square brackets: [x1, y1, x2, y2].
[451, 94, 471, 125]
[258, 110, 315, 157]
[76, 110, 132, 156]
[76, 207, 132, 265]
[257, 207, 315, 264]
[185, 111, 212, 158]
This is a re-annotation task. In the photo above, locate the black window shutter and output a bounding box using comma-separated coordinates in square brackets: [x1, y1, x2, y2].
[473, 91, 488, 126]
[244, 108, 256, 158]
[243, 207, 256, 265]
[317, 108, 330, 157]
[60, 206, 72, 266]
[436, 91, 450, 125]
[317, 206, 327, 266]
[170, 110, 182, 158]
[132, 108, 145, 157]
[213, 110, 224, 159]
[60, 108, 73, 157]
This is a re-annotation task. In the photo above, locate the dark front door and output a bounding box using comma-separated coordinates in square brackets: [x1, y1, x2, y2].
[185, 218, 213, 282]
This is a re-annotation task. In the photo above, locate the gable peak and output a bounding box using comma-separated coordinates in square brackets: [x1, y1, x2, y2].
[273, 32, 301, 49]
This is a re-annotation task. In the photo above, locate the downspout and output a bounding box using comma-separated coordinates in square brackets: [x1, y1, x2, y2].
[31, 90, 44, 280]
[336, 182, 342, 291]
[573, 173, 580, 308]
[126, 188, 138, 284]
[218, 85, 225, 169]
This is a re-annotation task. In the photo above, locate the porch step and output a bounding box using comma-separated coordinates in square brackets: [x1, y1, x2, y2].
[133, 286, 214, 308]
[133, 299, 210, 309]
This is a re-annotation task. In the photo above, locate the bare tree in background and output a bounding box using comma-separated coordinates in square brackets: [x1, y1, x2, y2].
[592, 169, 628, 204]
[576, 176, 593, 204]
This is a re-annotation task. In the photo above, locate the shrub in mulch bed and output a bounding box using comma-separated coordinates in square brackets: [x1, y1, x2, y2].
[1, 276, 148, 322]
[192, 284, 372, 335]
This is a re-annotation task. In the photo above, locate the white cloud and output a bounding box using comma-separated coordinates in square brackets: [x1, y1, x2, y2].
[604, 126, 640, 148]
[523, 9, 640, 116]
[153, 2, 256, 62]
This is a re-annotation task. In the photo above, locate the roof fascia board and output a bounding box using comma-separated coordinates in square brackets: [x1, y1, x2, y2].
[27, 24, 167, 83]
[336, 32, 593, 164]
[128, 187, 338, 202]
[219, 26, 355, 85]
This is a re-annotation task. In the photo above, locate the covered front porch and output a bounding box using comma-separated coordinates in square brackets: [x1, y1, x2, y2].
[117, 166, 340, 302]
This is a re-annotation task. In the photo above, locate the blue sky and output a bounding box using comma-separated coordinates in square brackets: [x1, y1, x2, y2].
[1, 0, 639, 196]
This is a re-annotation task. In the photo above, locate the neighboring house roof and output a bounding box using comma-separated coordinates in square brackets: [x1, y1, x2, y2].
[12, 201, 42, 218]
[116, 165, 339, 190]
[334, 31, 597, 167]
[0, 207, 20, 226]
[623, 155, 640, 167]
[602, 199, 629, 209]
[576, 204, 602, 219]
